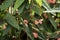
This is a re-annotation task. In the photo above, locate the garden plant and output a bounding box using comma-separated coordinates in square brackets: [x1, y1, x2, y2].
[0, 0, 60, 40]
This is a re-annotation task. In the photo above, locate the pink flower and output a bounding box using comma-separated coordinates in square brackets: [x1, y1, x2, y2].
[47, 0, 56, 4]
[23, 20, 28, 24]
[23, 20, 28, 26]
[33, 32, 38, 38]
[57, 38, 60, 40]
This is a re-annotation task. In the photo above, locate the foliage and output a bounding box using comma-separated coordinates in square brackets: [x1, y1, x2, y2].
[0, 0, 60, 40]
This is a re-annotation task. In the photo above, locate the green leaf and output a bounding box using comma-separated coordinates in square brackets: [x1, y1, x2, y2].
[42, 0, 50, 9]
[49, 33, 58, 38]
[37, 31, 46, 40]
[33, 26, 46, 40]
[48, 14, 57, 30]
[55, 18, 60, 22]
[0, 0, 14, 11]
[5, 13, 20, 30]
[57, 13, 60, 18]
[28, 0, 31, 4]
[42, 0, 56, 16]
[31, 10, 35, 16]
[32, 5, 41, 14]
[21, 12, 30, 20]
[24, 24, 34, 40]
[42, 19, 52, 32]
[18, 4, 25, 15]
[35, 0, 42, 7]
[2, 25, 11, 36]
[13, 0, 24, 11]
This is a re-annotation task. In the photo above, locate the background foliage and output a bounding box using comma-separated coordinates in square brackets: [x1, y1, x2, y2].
[0, 0, 60, 40]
